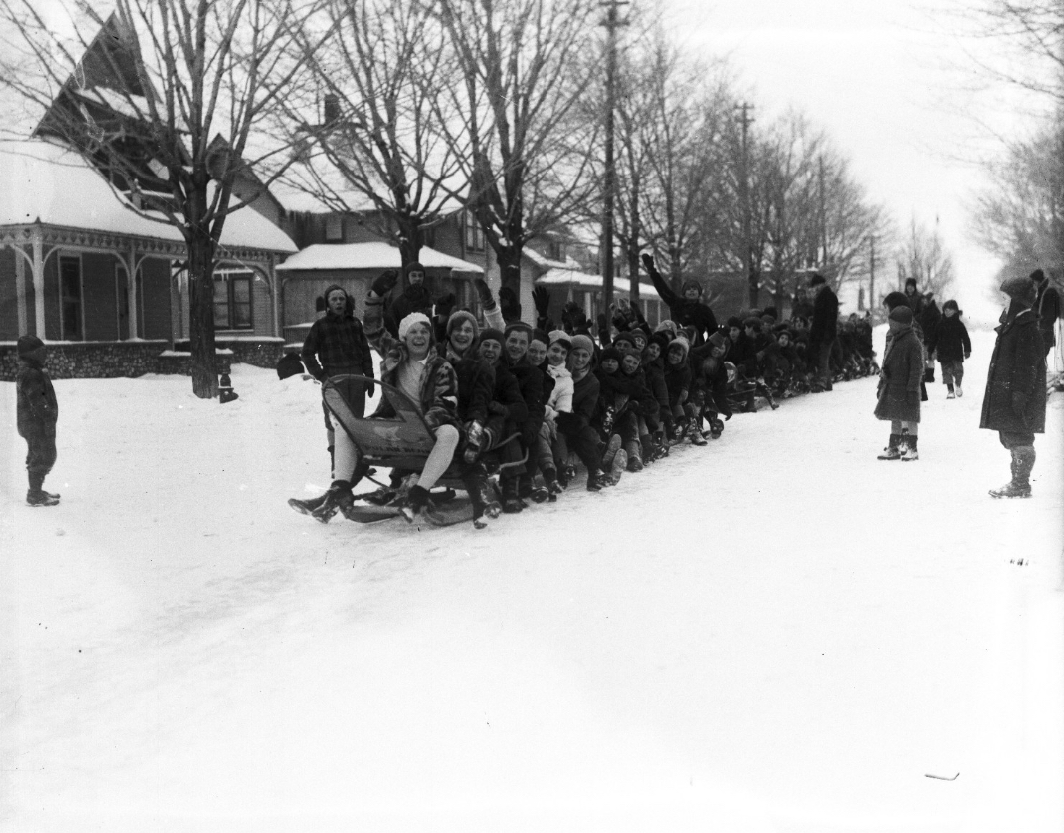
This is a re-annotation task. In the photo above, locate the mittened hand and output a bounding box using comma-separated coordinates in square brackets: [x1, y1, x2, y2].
[488, 402, 509, 416]
[532, 286, 549, 316]
[370, 269, 399, 297]
[1011, 392, 1027, 415]
[434, 292, 456, 318]
[906, 390, 920, 406]
[964, 352, 970, 360]
[474, 278, 496, 310]
[640, 253, 655, 273]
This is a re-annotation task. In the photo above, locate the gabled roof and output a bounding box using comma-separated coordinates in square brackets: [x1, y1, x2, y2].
[276, 241, 483, 274]
[0, 139, 297, 254]
[535, 267, 655, 296]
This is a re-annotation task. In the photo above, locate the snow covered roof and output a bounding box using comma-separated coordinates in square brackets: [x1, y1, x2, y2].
[277, 241, 484, 274]
[536, 267, 655, 296]
[0, 139, 297, 254]
[272, 185, 379, 214]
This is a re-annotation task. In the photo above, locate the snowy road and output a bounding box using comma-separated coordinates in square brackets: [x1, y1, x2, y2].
[2, 328, 1062, 832]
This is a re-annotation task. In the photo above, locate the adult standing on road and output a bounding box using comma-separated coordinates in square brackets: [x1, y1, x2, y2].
[1031, 268, 1061, 359]
[807, 273, 838, 392]
[301, 284, 376, 476]
[980, 277, 1047, 499]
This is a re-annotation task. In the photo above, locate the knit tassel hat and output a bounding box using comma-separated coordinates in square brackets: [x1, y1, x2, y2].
[1000, 276, 1035, 307]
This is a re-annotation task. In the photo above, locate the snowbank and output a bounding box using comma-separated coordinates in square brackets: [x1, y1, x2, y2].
[1, 330, 1061, 832]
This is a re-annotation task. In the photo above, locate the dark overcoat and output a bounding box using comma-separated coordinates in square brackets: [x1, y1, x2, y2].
[979, 309, 1047, 433]
[875, 326, 923, 423]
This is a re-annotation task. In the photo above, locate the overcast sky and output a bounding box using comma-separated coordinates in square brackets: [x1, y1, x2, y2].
[664, 0, 1050, 323]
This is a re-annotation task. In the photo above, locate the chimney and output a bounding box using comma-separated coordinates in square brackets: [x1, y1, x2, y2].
[323, 93, 340, 125]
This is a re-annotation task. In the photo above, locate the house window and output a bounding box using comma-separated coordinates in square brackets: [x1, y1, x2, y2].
[325, 214, 343, 242]
[464, 210, 485, 253]
[213, 270, 253, 330]
[547, 240, 564, 261]
[59, 255, 83, 340]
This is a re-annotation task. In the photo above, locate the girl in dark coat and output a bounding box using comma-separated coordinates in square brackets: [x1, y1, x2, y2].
[980, 277, 1047, 498]
[926, 300, 971, 398]
[875, 306, 923, 460]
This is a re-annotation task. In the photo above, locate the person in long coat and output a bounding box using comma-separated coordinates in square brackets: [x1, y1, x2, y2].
[980, 276, 1047, 498]
[875, 306, 923, 460]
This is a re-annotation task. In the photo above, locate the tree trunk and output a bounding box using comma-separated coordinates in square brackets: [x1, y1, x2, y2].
[747, 256, 760, 309]
[396, 215, 423, 272]
[627, 176, 640, 302]
[187, 226, 218, 399]
[496, 244, 522, 300]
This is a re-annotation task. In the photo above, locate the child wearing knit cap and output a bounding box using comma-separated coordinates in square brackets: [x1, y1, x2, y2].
[875, 306, 923, 460]
[16, 335, 60, 506]
[926, 300, 971, 398]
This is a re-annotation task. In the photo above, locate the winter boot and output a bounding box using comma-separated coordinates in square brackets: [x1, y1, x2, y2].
[500, 476, 524, 513]
[586, 469, 606, 491]
[608, 449, 628, 486]
[311, 482, 355, 524]
[624, 440, 644, 472]
[463, 464, 501, 528]
[600, 434, 622, 470]
[877, 434, 902, 460]
[399, 485, 444, 524]
[539, 467, 562, 502]
[518, 473, 534, 500]
[26, 489, 60, 507]
[991, 447, 1034, 498]
[288, 491, 329, 516]
[900, 433, 919, 461]
[640, 434, 654, 464]
[946, 384, 955, 399]
[955, 382, 963, 398]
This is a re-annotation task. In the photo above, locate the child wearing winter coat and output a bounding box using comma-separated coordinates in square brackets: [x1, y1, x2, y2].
[875, 306, 923, 460]
[662, 336, 692, 439]
[927, 300, 972, 398]
[530, 331, 574, 501]
[16, 335, 60, 507]
[688, 332, 733, 441]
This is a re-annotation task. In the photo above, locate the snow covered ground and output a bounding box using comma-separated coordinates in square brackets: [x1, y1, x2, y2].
[2, 327, 1062, 833]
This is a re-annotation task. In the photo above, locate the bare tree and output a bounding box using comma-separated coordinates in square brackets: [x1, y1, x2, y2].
[0, 0, 316, 397]
[278, 0, 468, 267]
[948, 0, 1064, 105]
[897, 215, 956, 298]
[973, 119, 1064, 275]
[429, 0, 600, 298]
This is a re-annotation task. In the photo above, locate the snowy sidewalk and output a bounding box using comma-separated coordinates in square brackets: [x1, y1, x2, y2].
[2, 328, 1062, 833]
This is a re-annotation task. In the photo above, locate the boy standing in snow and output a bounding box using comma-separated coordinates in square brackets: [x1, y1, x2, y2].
[980, 277, 1047, 498]
[875, 306, 923, 461]
[927, 300, 971, 399]
[16, 335, 60, 506]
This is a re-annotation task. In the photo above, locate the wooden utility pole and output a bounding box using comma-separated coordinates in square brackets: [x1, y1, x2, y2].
[869, 235, 876, 313]
[736, 101, 756, 307]
[600, 0, 628, 333]
[818, 155, 829, 281]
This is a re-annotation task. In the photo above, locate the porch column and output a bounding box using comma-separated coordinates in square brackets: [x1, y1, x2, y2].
[127, 244, 139, 340]
[269, 254, 281, 339]
[14, 245, 27, 335]
[31, 229, 45, 338]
